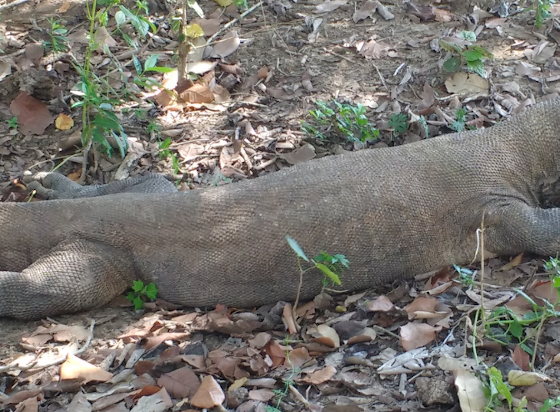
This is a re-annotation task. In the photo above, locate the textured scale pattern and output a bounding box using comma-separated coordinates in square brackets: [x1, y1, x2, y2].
[2, 99, 560, 319]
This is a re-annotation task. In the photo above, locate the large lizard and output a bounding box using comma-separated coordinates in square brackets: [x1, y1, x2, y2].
[2, 99, 560, 319]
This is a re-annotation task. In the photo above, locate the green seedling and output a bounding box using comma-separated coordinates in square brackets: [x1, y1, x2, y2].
[6, 116, 18, 129]
[158, 137, 180, 174]
[440, 31, 493, 78]
[126, 280, 158, 310]
[450, 107, 467, 132]
[302, 100, 380, 143]
[265, 336, 299, 412]
[44, 17, 68, 53]
[482, 367, 514, 411]
[388, 112, 408, 139]
[535, 0, 553, 29]
[285, 235, 348, 309]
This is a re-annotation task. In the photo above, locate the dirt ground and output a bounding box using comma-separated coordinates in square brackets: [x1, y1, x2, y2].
[2, 0, 560, 410]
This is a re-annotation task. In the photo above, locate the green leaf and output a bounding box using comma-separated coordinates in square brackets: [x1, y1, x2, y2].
[145, 283, 159, 300]
[132, 54, 143, 75]
[93, 114, 121, 131]
[144, 54, 159, 71]
[443, 57, 461, 72]
[285, 235, 309, 262]
[315, 263, 341, 285]
[126, 291, 136, 301]
[466, 59, 485, 77]
[145, 66, 175, 73]
[469, 44, 493, 59]
[115, 10, 127, 26]
[133, 296, 144, 310]
[509, 319, 523, 339]
[132, 280, 144, 292]
[462, 49, 484, 62]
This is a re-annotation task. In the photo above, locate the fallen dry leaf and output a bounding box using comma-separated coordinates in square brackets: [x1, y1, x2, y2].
[353, 0, 377, 22]
[315, 0, 347, 13]
[211, 31, 240, 58]
[444, 72, 489, 95]
[190, 375, 225, 408]
[279, 143, 316, 165]
[513, 345, 530, 371]
[194, 18, 221, 36]
[157, 366, 200, 398]
[400, 322, 441, 351]
[10, 92, 53, 135]
[55, 114, 74, 130]
[301, 365, 336, 385]
[313, 324, 340, 348]
[454, 369, 486, 412]
[60, 353, 113, 383]
[356, 39, 392, 59]
[508, 370, 550, 386]
[180, 83, 214, 103]
[248, 389, 275, 402]
[365, 295, 394, 312]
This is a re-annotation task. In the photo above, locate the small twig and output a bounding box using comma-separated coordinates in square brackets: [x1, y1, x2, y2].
[371, 325, 400, 339]
[207, 2, 263, 45]
[0, 0, 33, 11]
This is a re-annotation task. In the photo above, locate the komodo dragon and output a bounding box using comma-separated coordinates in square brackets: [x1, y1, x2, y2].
[2, 99, 560, 319]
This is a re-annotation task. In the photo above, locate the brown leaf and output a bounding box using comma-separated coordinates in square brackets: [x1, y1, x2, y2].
[400, 322, 441, 351]
[60, 354, 113, 383]
[357, 39, 391, 59]
[513, 345, 530, 371]
[14, 396, 38, 412]
[190, 376, 225, 408]
[211, 31, 240, 58]
[142, 332, 190, 350]
[10, 92, 53, 135]
[55, 113, 74, 130]
[301, 365, 336, 384]
[257, 66, 268, 80]
[278, 143, 316, 165]
[353, 0, 377, 22]
[248, 389, 275, 402]
[4, 389, 42, 405]
[157, 366, 200, 398]
[193, 18, 221, 36]
[180, 83, 214, 103]
[365, 295, 394, 312]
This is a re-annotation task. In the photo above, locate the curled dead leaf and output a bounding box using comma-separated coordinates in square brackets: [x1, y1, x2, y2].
[60, 353, 113, 383]
[190, 375, 225, 408]
[55, 114, 74, 130]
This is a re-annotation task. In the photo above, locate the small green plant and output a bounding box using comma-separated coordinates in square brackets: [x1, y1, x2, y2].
[6, 116, 18, 129]
[535, 0, 553, 29]
[302, 100, 380, 143]
[450, 107, 467, 132]
[440, 31, 493, 77]
[265, 336, 299, 412]
[454, 264, 475, 287]
[482, 367, 514, 411]
[126, 280, 158, 310]
[43, 17, 68, 53]
[388, 112, 407, 139]
[233, 0, 249, 10]
[158, 137, 180, 174]
[285, 235, 348, 310]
